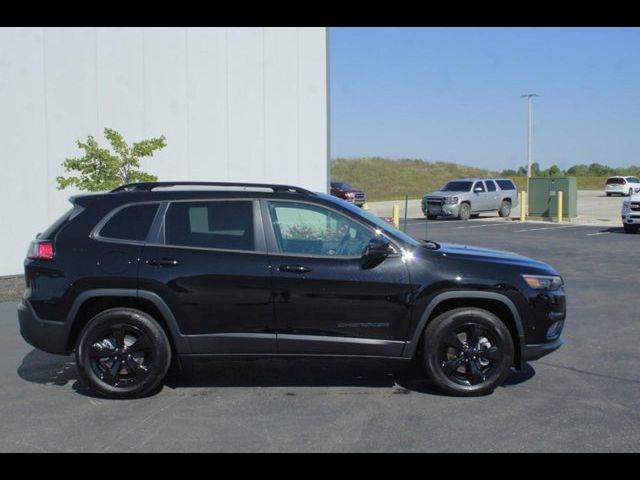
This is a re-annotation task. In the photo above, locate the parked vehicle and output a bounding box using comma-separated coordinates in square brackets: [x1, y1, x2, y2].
[422, 178, 518, 220]
[330, 181, 367, 207]
[19, 181, 565, 398]
[605, 176, 640, 197]
[621, 191, 640, 233]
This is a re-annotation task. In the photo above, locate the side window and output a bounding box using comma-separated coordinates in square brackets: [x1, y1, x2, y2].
[473, 181, 486, 193]
[99, 203, 159, 242]
[496, 180, 516, 191]
[268, 202, 374, 257]
[628, 177, 639, 184]
[164, 201, 255, 251]
[485, 181, 497, 192]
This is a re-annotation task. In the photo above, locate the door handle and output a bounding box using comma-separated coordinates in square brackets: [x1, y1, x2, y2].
[147, 258, 181, 267]
[278, 264, 312, 274]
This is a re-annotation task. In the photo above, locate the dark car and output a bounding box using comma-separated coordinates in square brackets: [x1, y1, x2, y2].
[330, 181, 367, 207]
[18, 181, 566, 399]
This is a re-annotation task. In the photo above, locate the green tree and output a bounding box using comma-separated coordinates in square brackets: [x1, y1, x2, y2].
[544, 164, 562, 177]
[56, 128, 166, 192]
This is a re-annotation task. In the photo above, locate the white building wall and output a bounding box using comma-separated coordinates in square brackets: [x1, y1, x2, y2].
[0, 27, 328, 275]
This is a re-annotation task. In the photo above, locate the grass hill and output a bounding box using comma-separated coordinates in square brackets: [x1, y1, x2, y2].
[331, 157, 498, 202]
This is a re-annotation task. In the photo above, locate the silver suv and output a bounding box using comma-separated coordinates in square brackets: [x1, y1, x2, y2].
[422, 178, 519, 220]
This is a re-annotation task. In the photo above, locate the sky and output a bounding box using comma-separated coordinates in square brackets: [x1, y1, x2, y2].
[329, 27, 640, 172]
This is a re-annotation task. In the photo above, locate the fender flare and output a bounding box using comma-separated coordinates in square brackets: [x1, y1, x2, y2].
[402, 291, 525, 358]
[67, 288, 191, 353]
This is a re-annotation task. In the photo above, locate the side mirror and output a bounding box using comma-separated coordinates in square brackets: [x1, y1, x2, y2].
[362, 236, 393, 266]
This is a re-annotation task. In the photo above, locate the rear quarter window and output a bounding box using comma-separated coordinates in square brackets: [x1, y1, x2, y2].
[98, 203, 159, 242]
[496, 180, 516, 190]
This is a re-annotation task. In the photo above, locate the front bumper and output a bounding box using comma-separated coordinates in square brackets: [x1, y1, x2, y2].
[622, 213, 640, 225]
[522, 337, 564, 362]
[422, 200, 460, 217]
[17, 300, 70, 355]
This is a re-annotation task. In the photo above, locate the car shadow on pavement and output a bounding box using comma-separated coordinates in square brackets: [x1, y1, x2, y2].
[17, 349, 536, 398]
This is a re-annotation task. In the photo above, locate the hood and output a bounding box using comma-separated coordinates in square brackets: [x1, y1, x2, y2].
[435, 242, 555, 273]
[424, 191, 468, 198]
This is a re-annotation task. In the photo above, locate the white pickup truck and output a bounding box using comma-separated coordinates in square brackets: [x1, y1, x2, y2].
[622, 192, 640, 233]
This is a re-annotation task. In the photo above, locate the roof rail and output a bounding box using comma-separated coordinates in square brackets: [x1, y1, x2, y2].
[110, 181, 314, 195]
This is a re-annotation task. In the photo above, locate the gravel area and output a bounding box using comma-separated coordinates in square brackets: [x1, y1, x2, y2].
[0, 276, 24, 303]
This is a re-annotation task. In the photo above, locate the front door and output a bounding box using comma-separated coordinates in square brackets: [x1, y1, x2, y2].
[138, 199, 276, 354]
[264, 200, 413, 356]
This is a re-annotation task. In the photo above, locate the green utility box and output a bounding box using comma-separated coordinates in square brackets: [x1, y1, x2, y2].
[528, 177, 577, 219]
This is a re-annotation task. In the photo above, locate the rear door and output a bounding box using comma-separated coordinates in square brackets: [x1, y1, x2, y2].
[137, 199, 276, 354]
[484, 180, 500, 209]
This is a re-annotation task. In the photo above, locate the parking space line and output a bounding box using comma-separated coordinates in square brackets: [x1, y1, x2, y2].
[586, 231, 611, 236]
[512, 225, 577, 233]
[453, 223, 517, 229]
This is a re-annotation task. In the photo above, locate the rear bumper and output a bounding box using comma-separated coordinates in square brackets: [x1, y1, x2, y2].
[17, 300, 70, 355]
[521, 337, 564, 362]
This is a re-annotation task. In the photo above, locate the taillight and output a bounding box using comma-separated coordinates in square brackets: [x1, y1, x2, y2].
[27, 241, 54, 261]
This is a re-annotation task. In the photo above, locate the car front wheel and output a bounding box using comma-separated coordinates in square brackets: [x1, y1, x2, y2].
[421, 307, 514, 396]
[623, 223, 639, 234]
[458, 203, 471, 221]
[75, 308, 172, 399]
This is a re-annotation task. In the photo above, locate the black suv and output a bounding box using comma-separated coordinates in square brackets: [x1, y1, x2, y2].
[18, 182, 566, 398]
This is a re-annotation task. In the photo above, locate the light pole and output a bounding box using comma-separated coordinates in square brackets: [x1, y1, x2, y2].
[521, 93, 538, 216]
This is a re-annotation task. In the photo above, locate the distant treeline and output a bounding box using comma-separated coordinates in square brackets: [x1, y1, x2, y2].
[500, 162, 640, 178]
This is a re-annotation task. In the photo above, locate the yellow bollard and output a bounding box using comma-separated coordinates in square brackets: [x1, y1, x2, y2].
[392, 205, 400, 229]
[557, 190, 563, 223]
[520, 191, 526, 222]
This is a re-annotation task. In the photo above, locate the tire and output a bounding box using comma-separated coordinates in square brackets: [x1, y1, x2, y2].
[498, 200, 511, 218]
[458, 203, 471, 221]
[421, 307, 514, 397]
[75, 308, 172, 399]
[629, 189, 634, 196]
[426, 213, 438, 220]
[623, 223, 639, 234]
[606, 193, 611, 197]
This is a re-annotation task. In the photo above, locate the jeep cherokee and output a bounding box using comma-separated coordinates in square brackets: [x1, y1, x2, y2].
[18, 181, 565, 398]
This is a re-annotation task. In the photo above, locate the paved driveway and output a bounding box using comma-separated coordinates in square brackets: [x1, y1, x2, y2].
[0, 219, 638, 452]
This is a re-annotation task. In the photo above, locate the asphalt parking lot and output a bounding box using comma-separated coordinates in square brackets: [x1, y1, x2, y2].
[1, 218, 639, 452]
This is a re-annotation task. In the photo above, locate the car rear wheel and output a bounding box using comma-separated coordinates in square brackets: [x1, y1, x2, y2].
[75, 308, 172, 399]
[458, 203, 471, 221]
[606, 193, 612, 197]
[421, 307, 514, 396]
[629, 189, 634, 196]
[498, 200, 511, 218]
[623, 223, 639, 234]
[426, 213, 438, 220]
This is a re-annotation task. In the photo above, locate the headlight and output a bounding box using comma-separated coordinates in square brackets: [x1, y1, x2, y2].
[522, 274, 564, 290]
[444, 196, 459, 205]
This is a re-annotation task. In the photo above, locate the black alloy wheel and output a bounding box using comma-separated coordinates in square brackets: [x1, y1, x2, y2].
[76, 308, 171, 399]
[422, 307, 514, 396]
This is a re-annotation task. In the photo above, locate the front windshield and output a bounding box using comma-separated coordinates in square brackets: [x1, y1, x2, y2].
[317, 192, 420, 248]
[440, 181, 473, 192]
[332, 182, 352, 189]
